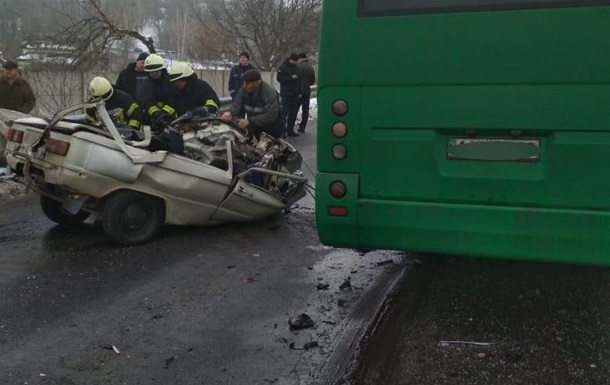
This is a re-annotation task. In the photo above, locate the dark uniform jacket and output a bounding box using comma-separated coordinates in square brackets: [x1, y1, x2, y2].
[276, 59, 300, 96]
[230, 81, 283, 138]
[297, 61, 316, 97]
[166, 75, 220, 117]
[228, 63, 255, 98]
[115, 62, 149, 104]
[0, 75, 36, 113]
[85, 87, 145, 129]
[140, 70, 177, 123]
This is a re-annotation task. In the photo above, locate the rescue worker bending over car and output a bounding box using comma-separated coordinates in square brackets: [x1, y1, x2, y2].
[87, 76, 183, 154]
[165, 62, 220, 120]
[139, 54, 177, 131]
[221, 69, 283, 139]
[86, 76, 145, 132]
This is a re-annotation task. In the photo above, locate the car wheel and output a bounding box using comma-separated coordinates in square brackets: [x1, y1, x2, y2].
[101, 190, 165, 246]
[40, 195, 90, 225]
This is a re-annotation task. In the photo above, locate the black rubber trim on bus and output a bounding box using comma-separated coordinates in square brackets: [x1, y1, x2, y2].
[357, 0, 610, 17]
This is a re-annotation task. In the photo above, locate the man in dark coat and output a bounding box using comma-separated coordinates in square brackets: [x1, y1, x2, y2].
[276, 53, 301, 137]
[115, 52, 149, 104]
[0, 60, 36, 114]
[296, 52, 316, 133]
[228, 52, 255, 100]
[221, 69, 282, 139]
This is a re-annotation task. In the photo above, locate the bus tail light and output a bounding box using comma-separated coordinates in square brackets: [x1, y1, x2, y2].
[45, 139, 70, 155]
[332, 99, 349, 116]
[332, 122, 348, 138]
[7, 128, 24, 143]
[328, 206, 348, 217]
[330, 181, 347, 198]
[332, 144, 347, 160]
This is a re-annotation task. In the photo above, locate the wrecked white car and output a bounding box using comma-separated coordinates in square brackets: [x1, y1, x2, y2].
[4, 102, 307, 245]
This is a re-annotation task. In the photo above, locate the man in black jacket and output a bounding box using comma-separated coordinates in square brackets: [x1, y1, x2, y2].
[296, 52, 316, 133]
[115, 52, 149, 104]
[276, 53, 301, 137]
[228, 52, 255, 100]
[221, 69, 282, 139]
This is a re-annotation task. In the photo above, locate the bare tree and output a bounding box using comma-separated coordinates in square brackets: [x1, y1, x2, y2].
[159, 0, 202, 59]
[48, 0, 159, 69]
[203, 0, 321, 70]
[27, 69, 90, 114]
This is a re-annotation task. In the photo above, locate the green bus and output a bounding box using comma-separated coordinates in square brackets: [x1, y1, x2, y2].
[315, 0, 610, 265]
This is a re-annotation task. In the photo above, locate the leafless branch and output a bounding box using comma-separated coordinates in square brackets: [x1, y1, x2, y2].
[50, 0, 155, 69]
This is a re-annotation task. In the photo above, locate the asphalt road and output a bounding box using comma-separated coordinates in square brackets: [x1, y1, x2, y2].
[0, 123, 408, 385]
[7, 117, 605, 385]
[350, 255, 610, 385]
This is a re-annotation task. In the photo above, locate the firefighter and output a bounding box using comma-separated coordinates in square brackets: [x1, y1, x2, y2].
[166, 61, 220, 117]
[86, 76, 144, 131]
[140, 53, 177, 131]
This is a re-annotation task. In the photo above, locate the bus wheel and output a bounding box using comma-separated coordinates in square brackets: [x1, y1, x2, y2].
[40, 195, 90, 225]
[101, 190, 165, 246]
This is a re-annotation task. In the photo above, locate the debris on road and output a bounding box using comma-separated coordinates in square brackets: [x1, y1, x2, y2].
[376, 259, 394, 267]
[164, 355, 177, 369]
[339, 277, 352, 290]
[288, 313, 315, 330]
[288, 341, 319, 350]
[112, 345, 120, 354]
[317, 283, 330, 290]
[304, 341, 319, 350]
[337, 299, 349, 307]
[439, 340, 494, 347]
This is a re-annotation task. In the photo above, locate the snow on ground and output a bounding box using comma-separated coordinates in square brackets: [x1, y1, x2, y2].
[0, 169, 28, 200]
[309, 97, 318, 120]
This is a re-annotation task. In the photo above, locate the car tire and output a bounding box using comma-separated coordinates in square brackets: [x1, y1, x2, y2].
[40, 195, 90, 225]
[101, 190, 165, 246]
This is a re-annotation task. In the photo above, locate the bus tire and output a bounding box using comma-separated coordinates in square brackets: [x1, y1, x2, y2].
[40, 195, 90, 225]
[101, 190, 165, 246]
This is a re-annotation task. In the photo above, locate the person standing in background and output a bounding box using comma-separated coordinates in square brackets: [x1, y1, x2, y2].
[0, 59, 36, 114]
[296, 52, 315, 133]
[276, 53, 301, 137]
[228, 52, 255, 100]
[115, 52, 149, 105]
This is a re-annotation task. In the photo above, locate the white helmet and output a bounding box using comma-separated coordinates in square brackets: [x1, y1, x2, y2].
[168, 61, 194, 81]
[89, 76, 113, 101]
[144, 54, 164, 72]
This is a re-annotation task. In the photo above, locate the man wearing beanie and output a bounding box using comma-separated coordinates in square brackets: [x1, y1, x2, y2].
[221, 69, 283, 139]
[116, 52, 150, 104]
[228, 51, 255, 100]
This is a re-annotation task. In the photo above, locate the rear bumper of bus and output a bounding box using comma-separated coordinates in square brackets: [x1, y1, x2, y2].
[316, 173, 610, 266]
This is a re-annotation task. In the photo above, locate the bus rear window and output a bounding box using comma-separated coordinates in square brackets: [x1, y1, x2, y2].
[359, 0, 610, 16]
